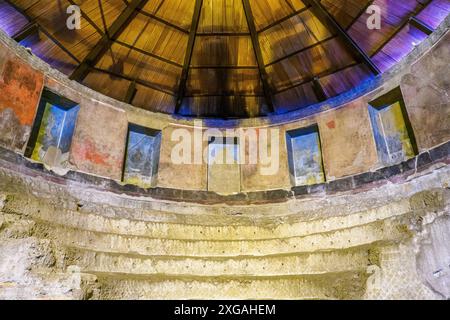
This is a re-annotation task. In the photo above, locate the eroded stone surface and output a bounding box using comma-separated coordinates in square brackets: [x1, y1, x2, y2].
[401, 31, 450, 151]
[0, 160, 449, 300]
[0, 47, 43, 152]
[417, 214, 450, 299]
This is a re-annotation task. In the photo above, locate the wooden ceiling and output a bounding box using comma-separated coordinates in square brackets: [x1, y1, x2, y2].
[0, 0, 448, 118]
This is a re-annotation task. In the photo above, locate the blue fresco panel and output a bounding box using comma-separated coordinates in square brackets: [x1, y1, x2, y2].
[31, 101, 79, 167]
[287, 127, 325, 186]
[124, 128, 161, 187]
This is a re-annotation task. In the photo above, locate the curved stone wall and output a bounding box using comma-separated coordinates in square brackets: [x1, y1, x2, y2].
[0, 15, 449, 300]
[0, 16, 448, 196]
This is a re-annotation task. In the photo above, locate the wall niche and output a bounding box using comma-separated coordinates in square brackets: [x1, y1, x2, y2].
[122, 124, 161, 188]
[368, 87, 418, 166]
[286, 125, 325, 187]
[207, 136, 241, 194]
[25, 89, 79, 168]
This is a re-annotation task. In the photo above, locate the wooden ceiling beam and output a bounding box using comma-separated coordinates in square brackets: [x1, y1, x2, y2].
[312, 77, 327, 102]
[258, 5, 311, 34]
[196, 32, 250, 36]
[124, 81, 137, 104]
[275, 62, 359, 95]
[115, 40, 183, 68]
[93, 67, 175, 96]
[409, 16, 434, 35]
[174, 0, 203, 114]
[4, 0, 79, 63]
[345, 0, 375, 31]
[70, 0, 149, 82]
[190, 66, 258, 70]
[265, 35, 336, 67]
[138, 10, 189, 34]
[302, 0, 381, 75]
[242, 0, 275, 113]
[12, 22, 39, 43]
[66, 0, 104, 35]
[370, 0, 432, 58]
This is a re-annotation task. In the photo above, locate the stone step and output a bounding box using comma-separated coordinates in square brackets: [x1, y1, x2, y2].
[93, 271, 368, 300]
[32, 215, 409, 257]
[65, 245, 371, 277]
[1, 190, 412, 240]
[0, 174, 399, 224]
[28, 199, 411, 241]
[0, 270, 98, 300]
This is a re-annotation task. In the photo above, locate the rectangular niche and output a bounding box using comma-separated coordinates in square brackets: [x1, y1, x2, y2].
[286, 125, 325, 187]
[368, 87, 418, 166]
[25, 89, 80, 168]
[122, 124, 161, 188]
[207, 137, 241, 194]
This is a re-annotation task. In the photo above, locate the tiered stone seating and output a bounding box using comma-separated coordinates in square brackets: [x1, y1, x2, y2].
[1, 164, 447, 299]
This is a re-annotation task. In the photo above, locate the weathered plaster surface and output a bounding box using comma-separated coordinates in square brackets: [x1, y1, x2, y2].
[401, 31, 450, 151]
[157, 125, 208, 190]
[417, 214, 450, 299]
[207, 142, 241, 194]
[0, 45, 43, 152]
[241, 128, 291, 192]
[69, 101, 128, 180]
[318, 101, 378, 179]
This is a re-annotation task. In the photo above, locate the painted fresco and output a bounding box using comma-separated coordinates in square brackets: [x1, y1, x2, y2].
[69, 102, 128, 181]
[123, 128, 161, 188]
[0, 53, 43, 152]
[369, 101, 415, 165]
[31, 102, 79, 167]
[207, 139, 241, 194]
[287, 128, 325, 186]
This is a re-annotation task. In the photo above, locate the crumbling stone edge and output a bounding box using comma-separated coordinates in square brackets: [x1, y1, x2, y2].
[0, 140, 448, 205]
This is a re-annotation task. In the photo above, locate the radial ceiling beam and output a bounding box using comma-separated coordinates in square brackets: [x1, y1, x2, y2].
[4, 0, 79, 63]
[124, 80, 137, 104]
[302, 0, 381, 75]
[258, 5, 310, 34]
[174, 0, 203, 114]
[139, 10, 189, 34]
[312, 77, 327, 102]
[70, 0, 149, 82]
[242, 0, 275, 113]
[67, 0, 104, 35]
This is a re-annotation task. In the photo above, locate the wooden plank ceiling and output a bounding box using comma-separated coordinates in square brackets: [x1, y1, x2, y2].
[1, 0, 448, 118]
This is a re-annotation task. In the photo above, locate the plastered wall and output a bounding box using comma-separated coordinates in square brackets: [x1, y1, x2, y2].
[401, 31, 450, 150]
[0, 24, 448, 192]
[0, 48, 43, 152]
[69, 101, 128, 181]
